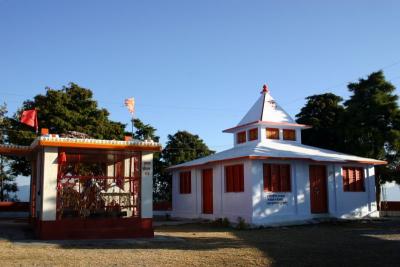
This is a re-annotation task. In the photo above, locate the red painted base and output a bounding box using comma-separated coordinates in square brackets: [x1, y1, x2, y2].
[33, 217, 154, 240]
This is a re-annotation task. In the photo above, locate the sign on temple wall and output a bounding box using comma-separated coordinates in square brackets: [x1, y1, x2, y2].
[142, 161, 152, 177]
[266, 193, 289, 205]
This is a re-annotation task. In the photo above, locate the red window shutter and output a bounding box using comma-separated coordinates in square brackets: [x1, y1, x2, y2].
[266, 128, 279, 140]
[342, 168, 349, 191]
[186, 172, 191, 194]
[237, 131, 246, 144]
[233, 165, 240, 192]
[180, 172, 191, 194]
[355, 168, 364, 192]
[280, 164, 291, 192]
[349, 168, 355, 191]
[226, 166, 232, 192]
[187, 172, 191, 193]
[343, 167, 365, 192]
[286, 165, 291, 191]
[239, 164, 244, 191]
[248, 128, 258, 141]
[271, 164, 280, 192]
[263, 164, 271, 191]
[185, 173, 188, 193]
[180, 173, 184, 194]
[283, 129, 296, 141]
[225, 165, 244, 192]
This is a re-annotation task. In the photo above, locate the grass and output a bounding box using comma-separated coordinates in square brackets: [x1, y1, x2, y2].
[0, 219, 399, 266]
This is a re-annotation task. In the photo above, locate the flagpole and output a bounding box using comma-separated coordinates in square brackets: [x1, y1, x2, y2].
[124, 97, 135, 139]
[131, 115, 134, 138]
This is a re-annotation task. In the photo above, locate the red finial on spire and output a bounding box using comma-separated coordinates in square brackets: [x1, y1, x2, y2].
[261, 84, 269, 94]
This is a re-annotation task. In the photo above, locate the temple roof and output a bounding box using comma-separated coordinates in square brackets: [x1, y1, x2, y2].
[0, 136, 161, 157]
[223, 85, 309, 133]
[168, 141, 387, 170]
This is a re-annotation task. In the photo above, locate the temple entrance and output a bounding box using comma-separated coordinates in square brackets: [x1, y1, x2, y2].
[309, 165, 328, 214]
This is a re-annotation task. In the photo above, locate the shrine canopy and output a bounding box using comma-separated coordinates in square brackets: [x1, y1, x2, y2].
[0, 135, 161, 158]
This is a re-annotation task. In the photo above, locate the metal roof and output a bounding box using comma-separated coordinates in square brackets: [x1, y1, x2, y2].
[169, 141, 387, 170]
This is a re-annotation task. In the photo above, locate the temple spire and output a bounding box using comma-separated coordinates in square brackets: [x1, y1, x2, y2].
[261, 84, 269, 94]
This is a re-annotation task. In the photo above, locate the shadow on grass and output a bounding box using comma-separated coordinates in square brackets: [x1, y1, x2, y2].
[1, 218, 400, 266]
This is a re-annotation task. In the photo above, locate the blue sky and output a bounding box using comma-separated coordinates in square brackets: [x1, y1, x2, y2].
[1, 0, 400, 157]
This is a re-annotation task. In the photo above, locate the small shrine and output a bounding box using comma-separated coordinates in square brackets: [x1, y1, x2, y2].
[0, 130, 161, 239]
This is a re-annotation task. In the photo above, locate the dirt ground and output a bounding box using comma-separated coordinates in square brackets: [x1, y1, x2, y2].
[0, 218, 399, 267]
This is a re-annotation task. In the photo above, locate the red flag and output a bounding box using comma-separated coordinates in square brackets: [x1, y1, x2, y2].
[20, 109, 38, 132]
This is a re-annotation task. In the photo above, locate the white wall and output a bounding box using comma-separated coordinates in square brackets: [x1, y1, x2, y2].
[334, 164, 378, 218]
[172, 159, 253, 223]
[172, 159, 379, 225]
[141, 152, 153, 219]
[252, 161, 378, 224]
[41, 147, 58, 221]
[251, 160, 314, 225]
[171, 169, 198, 218]
[220, 160, 253, 222]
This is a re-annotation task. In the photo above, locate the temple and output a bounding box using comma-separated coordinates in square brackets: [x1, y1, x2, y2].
[0, 132, 161, 239]
[170, 85, 385, 225]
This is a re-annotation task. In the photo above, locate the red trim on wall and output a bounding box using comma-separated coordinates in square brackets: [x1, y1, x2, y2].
[33, 218, 154, 240]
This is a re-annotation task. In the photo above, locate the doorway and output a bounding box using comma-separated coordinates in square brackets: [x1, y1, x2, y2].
[202, 169, 213, 214]
[309, 165, 328, 214]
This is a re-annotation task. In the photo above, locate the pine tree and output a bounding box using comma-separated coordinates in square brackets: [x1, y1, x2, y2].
[296, 93, 345, 151]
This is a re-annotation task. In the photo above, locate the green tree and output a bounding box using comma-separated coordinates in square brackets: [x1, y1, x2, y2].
[0, 104, 18, 201]
[7, 83, 126, 176]
[132, 119, 160, 142]
[296, 93, 345, 151]
[343, 71, 400, 184]
[162, 131, 214, 166]
[159, 131, 214, 201]
[0, 156, 18, 201]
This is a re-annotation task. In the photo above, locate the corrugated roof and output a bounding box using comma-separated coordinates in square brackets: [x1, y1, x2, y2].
[169, 141, 386, 169]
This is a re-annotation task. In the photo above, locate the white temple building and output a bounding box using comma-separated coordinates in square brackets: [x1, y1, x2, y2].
[169, 85, 386, 225]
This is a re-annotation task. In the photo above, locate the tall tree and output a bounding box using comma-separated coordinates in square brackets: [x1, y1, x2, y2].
[343, 71, 400, 184]
[0, 104, 18, 201]
[132, 119, 160, 142]
[7, 83, 126, 176]
[162, 131, 214, 167]
[158, 131, 214, 201]
[296, 93, 345, 151]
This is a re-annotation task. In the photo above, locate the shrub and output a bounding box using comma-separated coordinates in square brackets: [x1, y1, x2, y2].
[211, 217, 231, 227]
[236, 216, 248, 230]
[222, 217, 230, 227]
